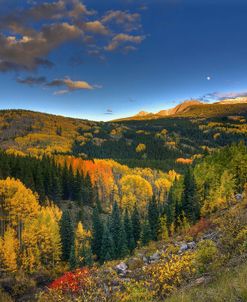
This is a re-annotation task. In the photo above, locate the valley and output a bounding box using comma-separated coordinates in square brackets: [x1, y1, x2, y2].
[0, 101, 247, 302]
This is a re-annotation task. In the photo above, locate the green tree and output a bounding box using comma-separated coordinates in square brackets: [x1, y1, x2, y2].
[91, 207, 103, 259]
[141, 220, 152, 246]
[100, 224, 115, 263]
[109, 202, 121, 258]
[60, 211, 74, 261]
[148, 196, 159, 241]
[124, 210, 135, 253]
[131, 205, 141, 247]
[69, 243, 77, 270]
[182, 168, 200, 223]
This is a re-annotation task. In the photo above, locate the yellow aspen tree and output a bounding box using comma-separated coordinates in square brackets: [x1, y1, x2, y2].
[2, 227, 19, 272]
[75, 222, 91, 261]
[158, 216, 169, 241]
[120, 175, 153, 212]
[37, 207, 62, 268]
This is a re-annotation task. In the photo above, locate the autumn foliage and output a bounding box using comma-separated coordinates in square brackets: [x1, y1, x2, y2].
[49, 268, 91, 293]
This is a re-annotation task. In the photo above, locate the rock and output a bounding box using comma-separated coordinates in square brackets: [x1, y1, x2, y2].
[235, 193, 243, 201]
[149, 252, 161, 262]
[195, 277, 206, 285]
[187, 241, 196, 249]
[127, 258, 143, 270]
[143, 256, 148, 264]
[179, 243, 188, 253]
[115, 262, 128, 275]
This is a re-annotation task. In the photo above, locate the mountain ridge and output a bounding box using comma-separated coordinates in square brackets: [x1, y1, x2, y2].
[114, 97, 247, 121]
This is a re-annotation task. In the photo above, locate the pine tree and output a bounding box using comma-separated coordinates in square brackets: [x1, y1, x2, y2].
[34, 164, 46, 202]
[124, 210, 135, 253]
[80, 244, 93, 267]
[182, 168, 200, 223]
[100, 224, 115, 263]
[158, 215, 169, 241]
[60, 211, 74, 261]
[62, 164, 70, 200]
[91, 207, 103, 259]
[118, 221, 129, 258]
[84, 173, 94, 205]
[148, 196, 159, 241]
[109, 202, 121, 258]
[141, 220, 152, 246]
[50, 171, 62, 203]
[131, 205, 141, 247]
[69, 243, 77, 270]
[73, 170, 82, 203]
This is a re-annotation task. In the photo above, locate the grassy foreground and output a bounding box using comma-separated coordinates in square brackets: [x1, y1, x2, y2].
[166, 260, 247, 302]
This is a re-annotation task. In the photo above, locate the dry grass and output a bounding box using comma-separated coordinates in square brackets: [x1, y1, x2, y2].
[166, 262, 247, 302]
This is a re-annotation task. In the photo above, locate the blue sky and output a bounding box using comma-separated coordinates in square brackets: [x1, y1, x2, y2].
[0, 0, 247, 121]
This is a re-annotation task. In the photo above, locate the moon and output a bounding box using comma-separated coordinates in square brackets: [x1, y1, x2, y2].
[206, 76, 211, 81]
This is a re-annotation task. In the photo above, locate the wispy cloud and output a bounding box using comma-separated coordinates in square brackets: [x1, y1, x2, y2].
[0, 0, 145, 72]
[102, 10, 141, 32]
[200, 90, 247, 102]
[17, 75, 101, 94]
[105, 33, 145, 51]
[16, 76, 47, 85]
[47, 77, 100, 94]
[104, 108, 114, 115]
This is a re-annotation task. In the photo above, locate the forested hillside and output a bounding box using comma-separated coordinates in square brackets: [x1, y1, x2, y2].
[0, 106, 247, 301]
[1, 106, 247, 172]
[0, 143, 247, 301]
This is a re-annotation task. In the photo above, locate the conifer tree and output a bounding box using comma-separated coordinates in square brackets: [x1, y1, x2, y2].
[124, 210, 135, 253]
[131, 205, 141, 247]
[80, 244, 93, 267]
[182, 168, 200, 223]
[141, 220, 152, 246]
[91, 207, 103, 259]
[73, 170, 83, 202]
[148, 196, 159, 241]
[118, 221, 129, 258]
[100, 224, 115, 263]
[84, 173, 94, 205]
[60, 211, 74, 261]
[109, 201, 121, 258]
[62, 164, 70, 200]
[158, 215, 169, 241]
[50, 172, 62, 203]
[69, 243, 77, 270]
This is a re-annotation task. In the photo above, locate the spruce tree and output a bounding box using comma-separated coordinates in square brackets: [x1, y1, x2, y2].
[91, 207, 103, 259]
[131, 205, 141, 247]
[148, 196, 159, 241]
[80, 244, 93, 267]
[69, 243, 77, 270]
[84, 173, 94, 205]
[182, 168, 200, 223]
[141, 220, 152, 246]
[62, 165, 70, 200]
[124, 210, 135, 253]
[50, 171, 62, 203]
[73, 170, 82, 202]
[118, 220, 129, 258]
[100, 224, 115, 263]
[60, 210, 74, 261]
[34, 164, 46, 202]
[109, 202, 121, 258]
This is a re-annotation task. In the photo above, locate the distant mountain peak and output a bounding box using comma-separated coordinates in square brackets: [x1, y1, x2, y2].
[135, 111, 151, 117]
[218, 96, 247, 105]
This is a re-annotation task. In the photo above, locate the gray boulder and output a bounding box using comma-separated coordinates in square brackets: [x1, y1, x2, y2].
[115, 262, 128, 275]
[179, 243, 188, 253]
[187, 241, 196, 249]
[149, 252, 161, 262]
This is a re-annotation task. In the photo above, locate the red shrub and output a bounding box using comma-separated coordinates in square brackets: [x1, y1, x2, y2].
[187, 218, 212, 238]
[49, 268, 90, 293]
